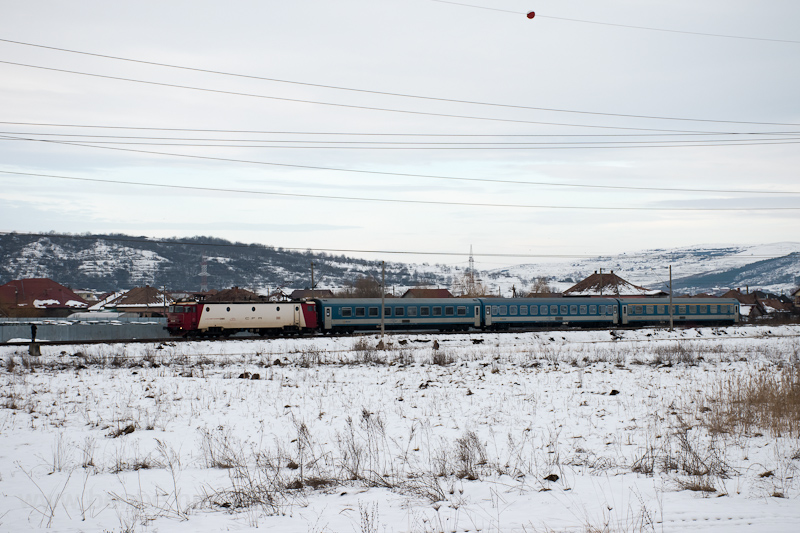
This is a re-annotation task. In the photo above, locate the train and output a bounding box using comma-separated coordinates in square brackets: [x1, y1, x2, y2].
[166, 296, 740, 337]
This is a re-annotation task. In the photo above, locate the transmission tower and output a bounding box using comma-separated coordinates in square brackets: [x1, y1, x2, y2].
[468, 245, 475, 294]
[199, 254, 209, 292]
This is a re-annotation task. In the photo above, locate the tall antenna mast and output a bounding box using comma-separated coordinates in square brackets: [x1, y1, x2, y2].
[468, 245, 475, 294]
[199, 254, 209, 292]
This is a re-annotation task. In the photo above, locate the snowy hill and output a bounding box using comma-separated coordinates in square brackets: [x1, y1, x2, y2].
[1, 233, 798, 296]
[482, 243, 800, 296]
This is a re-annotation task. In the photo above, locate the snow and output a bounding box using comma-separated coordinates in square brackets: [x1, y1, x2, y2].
[32, 299, 60, 308]
[1, 325, 799, 532]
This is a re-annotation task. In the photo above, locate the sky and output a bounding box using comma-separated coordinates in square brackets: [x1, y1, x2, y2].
[1, 0, 798, 271]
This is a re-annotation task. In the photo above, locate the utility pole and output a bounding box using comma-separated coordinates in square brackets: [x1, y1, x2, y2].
[380, 261, 385, 343]
[310, 262, 315, 298]
[669, 264, 674, 332]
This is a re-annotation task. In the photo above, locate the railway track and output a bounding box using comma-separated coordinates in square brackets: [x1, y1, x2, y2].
[4, 322, 797, 348]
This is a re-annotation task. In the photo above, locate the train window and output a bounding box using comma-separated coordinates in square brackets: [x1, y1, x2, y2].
[445, 306, 455, 316]
[492, 305, 499, 315]
[355, 307, 366, 317]
[420, 307, 430, 316]
[589, 305, 596, 314]
[550, 305, 558, 315]
[634, 306, 642, 314]
[560, 305, 568, 315]
[206, 307, 210, 312]
[520, 306, 528, 316]
[510, 306, 518, 315]
[570, 305, 577, 314]
[384, 307, 392, 316]
[408, 307, 417, 317]
[499, 305, 507, 315]
[457, 306, 467, 316]
[646, 305, 653, 314]
[226, 307, 230, 312]
[598, 305, 605, 314]
[529, 305, 538, 315]
[295, 306, 299, 311]
[689, 305, 696, 314]
[369, 307, 379, 317]
[699, 305, 707, 313]
[710, 305, 717, 314]
[252, 307, 256, 312]
[395, 307, 405, 317]
[341, 307, 352, 317]
[678, 305, 687, 314]
[276, 307, 280, 311]
[580, 305, 587, 314]
[433, 306, 442, 316]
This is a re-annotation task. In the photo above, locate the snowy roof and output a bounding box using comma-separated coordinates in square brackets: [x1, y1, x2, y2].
[96, 286, 171, 309]
[0, 278, 88, 309]
[563, 271, 664, 297]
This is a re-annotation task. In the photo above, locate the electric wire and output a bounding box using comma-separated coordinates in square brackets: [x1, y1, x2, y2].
[4, 130, 800, 147]
[4, 136, 800, 195]
[1, 231, 795, 260]
[1, 169, 798, 211]
[3, 121, 800, 138]
[1, 38, 798, 126]
[426, 0, 800, 44]
[3, 60, 759, 134]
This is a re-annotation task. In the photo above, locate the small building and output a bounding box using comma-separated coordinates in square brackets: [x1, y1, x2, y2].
[793, 287, 800, 308]
[204, 286, 264, 302]
[0, 278, 88, 317]
[564, 271, 666, 298]
[92, 285, 172, 317]
[402, 288, 454, 298]
[290, 289, 335, 299]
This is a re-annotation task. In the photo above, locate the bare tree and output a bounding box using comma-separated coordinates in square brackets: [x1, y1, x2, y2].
[528, 276, 552, 297]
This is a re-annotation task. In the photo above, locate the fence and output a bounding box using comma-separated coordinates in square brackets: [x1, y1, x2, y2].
[1, 318, 170, 343]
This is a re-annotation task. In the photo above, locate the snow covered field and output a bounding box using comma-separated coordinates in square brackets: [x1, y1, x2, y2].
[1, 326, 799, 532]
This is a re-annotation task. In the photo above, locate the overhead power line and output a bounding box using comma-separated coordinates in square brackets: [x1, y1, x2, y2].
[3, 136, 800, 195]
[426, 1, 800, 44]
[3, 121, 799, 138]
[0, 39, 798, 128]
[4, 133, 800, 149]
[2, 169, 798, 211]
[1, 231, 796, 260]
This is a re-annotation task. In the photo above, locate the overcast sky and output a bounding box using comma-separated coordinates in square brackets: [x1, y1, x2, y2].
[1, 0, 798, 270]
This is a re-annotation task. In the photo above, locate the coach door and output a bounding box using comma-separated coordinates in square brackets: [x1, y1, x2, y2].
[324, 307, 332, 329]
[474, 306, 481, 327]
[294, 305, 301, 327]
[620, 304, 628, 325]
[484, 306, 492, 327]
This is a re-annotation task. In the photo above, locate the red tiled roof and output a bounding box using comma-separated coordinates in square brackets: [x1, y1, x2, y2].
[0, 278, 88, 309]
[402, 288, 454, 298]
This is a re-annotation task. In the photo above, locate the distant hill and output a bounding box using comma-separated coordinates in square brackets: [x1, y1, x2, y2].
[0, 233, 454, 293]
[2, 233, 798, 297]
[484, 243, 800, 297]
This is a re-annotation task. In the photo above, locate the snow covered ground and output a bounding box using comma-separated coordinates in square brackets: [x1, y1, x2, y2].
[1, 326, 799, 532]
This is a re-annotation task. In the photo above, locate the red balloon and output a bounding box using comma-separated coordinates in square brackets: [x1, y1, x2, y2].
[527, 11, 535, 19]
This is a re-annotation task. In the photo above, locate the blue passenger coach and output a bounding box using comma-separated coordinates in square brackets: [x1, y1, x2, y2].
[619, 298, 739, 326]
[479, 297, 619, 329]
[315, 298, 482, 332]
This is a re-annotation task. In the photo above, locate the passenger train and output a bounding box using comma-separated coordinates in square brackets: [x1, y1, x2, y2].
[167, 297, 739, 337]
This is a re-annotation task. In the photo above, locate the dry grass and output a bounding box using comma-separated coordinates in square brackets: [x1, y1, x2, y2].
[703, 364, 800, 438]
